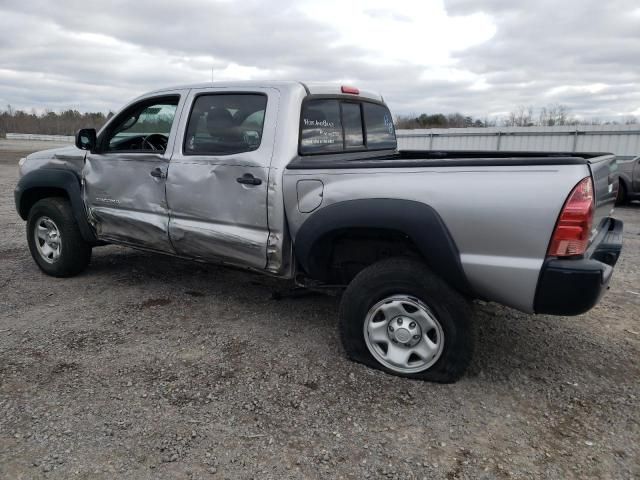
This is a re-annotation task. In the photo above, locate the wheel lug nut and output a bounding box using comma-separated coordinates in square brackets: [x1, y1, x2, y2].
[391, 339, 397, 343]
[388, 325, 394, 331]
[413, 334, 420, 340]
[409, 322, 416, 328]
[397, 318, 403, 325]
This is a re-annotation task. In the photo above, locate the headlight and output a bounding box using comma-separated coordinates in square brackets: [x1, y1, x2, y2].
[18, 157, 26, 167]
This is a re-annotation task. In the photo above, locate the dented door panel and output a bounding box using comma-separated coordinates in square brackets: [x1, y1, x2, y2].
[166, 87, 279, 270]
[83, 153, 173, 252]
[166, 158, 269, 267]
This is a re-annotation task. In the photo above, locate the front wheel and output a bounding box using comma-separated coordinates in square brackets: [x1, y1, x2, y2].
[339, 257, 473, 383]
[27, 197, 92, 277]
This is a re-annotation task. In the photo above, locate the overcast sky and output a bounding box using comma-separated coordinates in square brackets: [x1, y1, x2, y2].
[1, 0, 639, 120]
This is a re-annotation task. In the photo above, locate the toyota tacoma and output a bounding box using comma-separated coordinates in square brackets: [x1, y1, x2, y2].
[15, 81, 623, 382]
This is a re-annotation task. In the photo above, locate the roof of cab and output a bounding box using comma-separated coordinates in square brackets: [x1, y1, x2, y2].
[143, 80, 384, 102]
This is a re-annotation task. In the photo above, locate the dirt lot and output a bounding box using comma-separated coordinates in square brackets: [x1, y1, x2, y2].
[1, 140, 638, 480]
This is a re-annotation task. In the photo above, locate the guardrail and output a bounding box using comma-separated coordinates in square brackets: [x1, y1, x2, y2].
[5, 133, 74, 143]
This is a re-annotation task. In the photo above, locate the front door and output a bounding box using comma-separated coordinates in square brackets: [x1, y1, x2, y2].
[82, 92, 187, 252]
[165, 88, 278, 269]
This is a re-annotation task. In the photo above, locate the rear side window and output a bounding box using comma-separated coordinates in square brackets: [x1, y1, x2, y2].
[300, 98, 396, 154]
[184, 93, 267, 155]
[363, 103, 396, 149]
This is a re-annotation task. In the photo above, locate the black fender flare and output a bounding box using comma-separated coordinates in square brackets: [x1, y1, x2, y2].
[15, 168, 97, 243]
[293, 198, 472, 294]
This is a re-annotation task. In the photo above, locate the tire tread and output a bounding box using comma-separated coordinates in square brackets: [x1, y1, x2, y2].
[27, 197, 91, 277]
[339, 257, 473, 383]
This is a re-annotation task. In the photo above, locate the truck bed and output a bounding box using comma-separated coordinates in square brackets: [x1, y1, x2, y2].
[284, 149, 618, 313]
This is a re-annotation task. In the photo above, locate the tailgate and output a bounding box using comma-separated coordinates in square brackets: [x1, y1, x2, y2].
[588, 154, 617, 238]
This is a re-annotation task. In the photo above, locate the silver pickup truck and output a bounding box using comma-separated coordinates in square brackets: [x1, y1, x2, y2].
[14, 81, 624, 382]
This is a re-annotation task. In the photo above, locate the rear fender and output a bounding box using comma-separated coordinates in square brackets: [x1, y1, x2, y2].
[293, 198, 472, 294]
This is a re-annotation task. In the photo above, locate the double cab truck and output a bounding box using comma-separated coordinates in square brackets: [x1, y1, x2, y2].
[15, 81, 623, 382]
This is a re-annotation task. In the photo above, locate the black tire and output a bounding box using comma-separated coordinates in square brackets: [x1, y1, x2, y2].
[615, 182, 627, 206]
[26, 197, 92, 277]
[339, 257, 473, 383]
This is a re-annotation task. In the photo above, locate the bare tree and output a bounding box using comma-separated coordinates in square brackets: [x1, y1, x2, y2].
[505, 105, 534, 127]
[538, 104, 576, 126]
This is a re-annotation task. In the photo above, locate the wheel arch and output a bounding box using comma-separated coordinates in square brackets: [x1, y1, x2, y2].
[293, 198, 473, 294]
[15, 169, 97, 243]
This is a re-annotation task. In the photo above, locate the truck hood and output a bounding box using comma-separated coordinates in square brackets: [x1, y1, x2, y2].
[25, 145, 84, 161]
[20, 145, 86, 177]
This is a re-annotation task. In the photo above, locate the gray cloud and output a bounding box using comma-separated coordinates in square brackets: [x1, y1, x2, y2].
[445, 0, 640, 117]
[0, 0, 638, 120]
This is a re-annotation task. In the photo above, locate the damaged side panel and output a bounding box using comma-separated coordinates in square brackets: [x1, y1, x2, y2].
[165, 86, 281, 271]
[165, 159, 270, 268]
[83, 153, 174, 252]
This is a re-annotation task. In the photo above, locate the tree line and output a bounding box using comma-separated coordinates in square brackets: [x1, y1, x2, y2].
[0, 105, 113, 137]
[396, 104, 638, 129]
[1, 104, 638, 136]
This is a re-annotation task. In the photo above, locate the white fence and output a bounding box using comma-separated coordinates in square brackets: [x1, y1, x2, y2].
[5, 133, 74, 143]
[396, 125, 640, 157]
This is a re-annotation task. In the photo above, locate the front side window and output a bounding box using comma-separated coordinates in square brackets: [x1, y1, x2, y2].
[184, 93, 267, 155]
[104, 97, 179, 152]
[300, 98, 396, 154]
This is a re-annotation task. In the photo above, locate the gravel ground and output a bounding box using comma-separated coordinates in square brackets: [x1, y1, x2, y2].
[1, 140, 639, 479]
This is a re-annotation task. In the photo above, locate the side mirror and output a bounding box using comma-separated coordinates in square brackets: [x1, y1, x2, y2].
[76, 128, 97, 151]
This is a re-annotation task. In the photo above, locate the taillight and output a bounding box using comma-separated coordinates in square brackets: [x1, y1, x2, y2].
[547, 177, 594, 257]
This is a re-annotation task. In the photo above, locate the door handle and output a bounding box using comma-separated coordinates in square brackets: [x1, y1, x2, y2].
[150, 167, 167, 179]
[236, 173, 262, 186]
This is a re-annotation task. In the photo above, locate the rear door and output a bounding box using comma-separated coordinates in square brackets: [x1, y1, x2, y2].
[165, 87, 279, 269]
[82, 91, 187, 252]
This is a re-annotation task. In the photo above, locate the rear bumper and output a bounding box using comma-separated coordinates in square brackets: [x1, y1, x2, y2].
[534, 217, 623, 315]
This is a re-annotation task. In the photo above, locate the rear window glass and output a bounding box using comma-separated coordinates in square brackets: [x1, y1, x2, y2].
[363, 103, 396, 149]
[342, 102, 364, 148]
[300, 98, 396, 154]
[300, 100, 343, 153]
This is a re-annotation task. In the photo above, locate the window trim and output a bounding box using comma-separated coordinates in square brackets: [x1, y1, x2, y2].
[298, 94, 396, 156]
[97, 94, 181, 155]
[182, 91, 269, 157]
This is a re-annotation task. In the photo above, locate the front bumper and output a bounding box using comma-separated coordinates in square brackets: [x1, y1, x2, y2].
[534, 217, 623, 315]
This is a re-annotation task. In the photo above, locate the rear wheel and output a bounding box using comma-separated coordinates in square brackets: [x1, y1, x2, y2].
[339, 257, 473, 383]
[27, 198, 92, 277]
